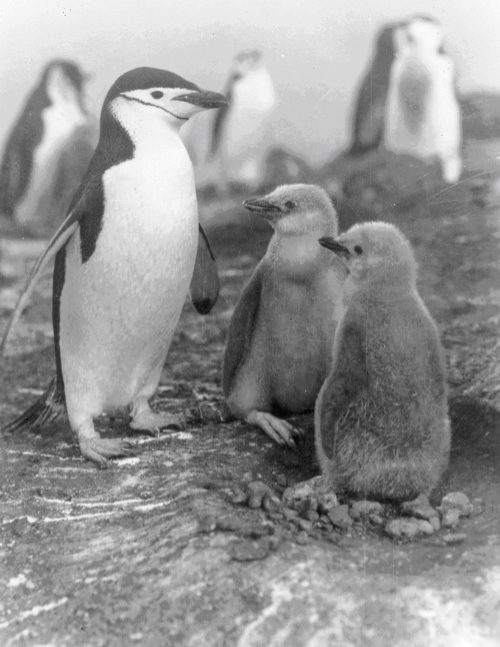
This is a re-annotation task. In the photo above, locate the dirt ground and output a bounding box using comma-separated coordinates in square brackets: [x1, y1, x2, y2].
[1, 139, 500, 646]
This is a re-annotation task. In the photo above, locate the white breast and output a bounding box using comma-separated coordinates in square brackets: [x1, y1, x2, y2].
[60, 123, 199, 417]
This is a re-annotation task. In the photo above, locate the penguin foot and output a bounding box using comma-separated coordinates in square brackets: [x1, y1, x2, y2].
[79, 436, 134, 467]
[246, 410, 298, 450]
[129, 410, 183, 435]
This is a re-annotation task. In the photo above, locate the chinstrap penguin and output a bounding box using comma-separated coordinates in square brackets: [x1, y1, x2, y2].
[1, 67, 227, 466]
[384, 15, 462, 183]
[0, 60, 94, 232]
[316, 222, 450, 500]
[223, 184, 348, 448]
[349, 16, 461, 183]
[209, 50, 276, 190]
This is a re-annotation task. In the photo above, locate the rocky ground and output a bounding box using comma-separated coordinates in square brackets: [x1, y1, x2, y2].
[0, 137, 500, 646]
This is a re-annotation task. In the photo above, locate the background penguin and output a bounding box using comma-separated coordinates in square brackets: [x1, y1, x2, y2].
[0, 59, 96, 234]
[349, 16, 461, 184]
[384, 15, 462, 184]
[209, 49, 276, 191]
[1, 67, 227, 466]
[349, 22, 401, 156]
[316, 222, 450, 501]
[222, 184, 348, 448]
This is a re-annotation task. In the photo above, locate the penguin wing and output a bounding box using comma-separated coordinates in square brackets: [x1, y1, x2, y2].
[350, 73, 387, 155]
[221, 267, 262, 395]
[189, 223, 220, 315]
[0, 184, 88, 354]
[317, 316, 368, 459]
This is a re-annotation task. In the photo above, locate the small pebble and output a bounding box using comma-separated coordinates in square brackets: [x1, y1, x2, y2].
[295, 531, 310, 545]
[350, 500, 384, 520]
[438, 492, 474, 518]
[275, 473, 288, 488]
[262, 491, 282, 513]
[441, 508, 460, 529]
[198, 516, 217, 534]
[317, 491, 338, 515]
[247, 481, 278, 509]
[231, 488, 248, 505]
[283, 507, 298, 521]
[368, 514, 384, 527]
[297, 519, 313, 533]
[328, 505, 353, 530]
[400, 494, 439, 520]
[429, 516, 441, 532]
[385, 518, 434, 539]
[442, 533, 467, 545]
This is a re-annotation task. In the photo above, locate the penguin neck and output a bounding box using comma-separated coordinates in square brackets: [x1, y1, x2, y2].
[98, 106, 186, 168]
[268, 231, 331, 277]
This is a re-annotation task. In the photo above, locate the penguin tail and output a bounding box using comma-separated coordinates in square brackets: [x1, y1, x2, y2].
[2, 378, 65, 433]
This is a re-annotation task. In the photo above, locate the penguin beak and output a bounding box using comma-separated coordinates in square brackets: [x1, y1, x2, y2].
[243, 198, 283, 216]
[173, 89, 228, 109]
[318, 237, 351, 259]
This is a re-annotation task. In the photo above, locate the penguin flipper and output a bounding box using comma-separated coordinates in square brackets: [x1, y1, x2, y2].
[0, 188, 87, 355]
[222, 267, 262, 395]
[189, 223, 220, 315]
[318, 317, 368, 460]
[350, 76, 386, 155]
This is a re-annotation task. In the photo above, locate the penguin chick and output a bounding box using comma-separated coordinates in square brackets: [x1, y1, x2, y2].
[0, 60, 93, 231]
[222, 184, 348, 448]
[316, 222, 450, 500]
[1, 67, 227, 466]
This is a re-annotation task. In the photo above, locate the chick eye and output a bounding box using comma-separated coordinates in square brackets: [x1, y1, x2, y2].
[285, 201, 296, 210]
[151, 91, 164, 99]
[354, 245, 363, 255]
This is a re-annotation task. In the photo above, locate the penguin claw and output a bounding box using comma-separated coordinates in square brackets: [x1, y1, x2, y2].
[79, 437, 135, 467]
[129, 411, 184, 435]
[246, 411, 297, 451]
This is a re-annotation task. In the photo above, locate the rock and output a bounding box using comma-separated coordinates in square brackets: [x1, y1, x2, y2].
[275, 473, 288, 489]
[385, 518, 435, 540]
[230, 488, 248, 505]
[429, 517, 441, 532]
[317, 491, 339, 515]
[441, 509, 461, 529]
[328, 505, 353, 530]
[400, 494, 439, 520]
[303, 510, 320, 523]
[442, 533, 467, 545]
[349, 500, 384, 520]
[297, 519, 313, 533]
[198, 516, 217, 534]
[438, 492, 474, 518]
[282, 481, 318, 517]
[262, 491, 282, 513]
[295, 531, 310, 545]
[283, 507, 298, 521]
[247, 481, 278, 509]
[369, 514, 385, 527]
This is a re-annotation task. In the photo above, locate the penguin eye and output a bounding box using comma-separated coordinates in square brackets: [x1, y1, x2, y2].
[151, 91, 164, 99]
[354, 245, 363, 255]
[285, 201, 296, 210]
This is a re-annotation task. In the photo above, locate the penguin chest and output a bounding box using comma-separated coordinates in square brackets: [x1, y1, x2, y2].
[60, 153, 198, 405]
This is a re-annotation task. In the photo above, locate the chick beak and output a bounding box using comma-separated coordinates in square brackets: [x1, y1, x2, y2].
[242, 198, 283, 218]
[173, 89, 228, 109]
[318, 237, 351, 259]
